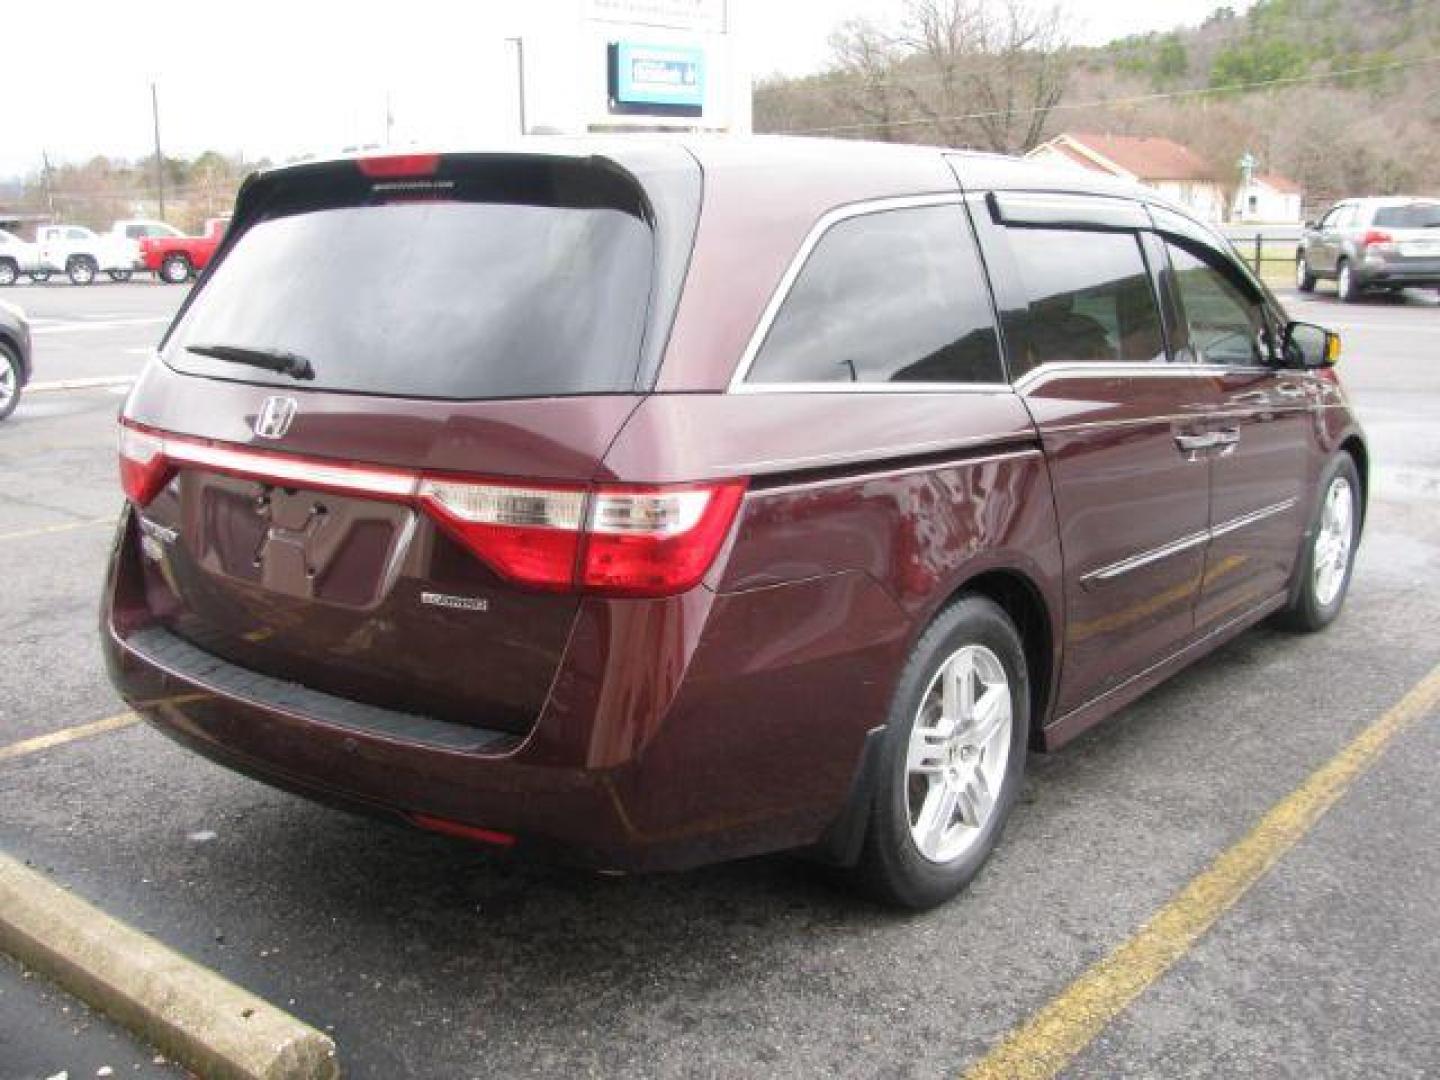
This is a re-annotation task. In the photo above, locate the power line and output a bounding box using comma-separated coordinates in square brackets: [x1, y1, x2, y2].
[780, 53, 1440, 135]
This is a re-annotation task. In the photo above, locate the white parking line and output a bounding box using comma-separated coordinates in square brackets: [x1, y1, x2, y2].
[28, 375, 136, 393]
[30, 317, 171, 335]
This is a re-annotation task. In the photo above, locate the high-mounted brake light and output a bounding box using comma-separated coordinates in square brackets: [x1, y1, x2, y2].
[355, 153, 441, 179]
[116, 418, 748, 597]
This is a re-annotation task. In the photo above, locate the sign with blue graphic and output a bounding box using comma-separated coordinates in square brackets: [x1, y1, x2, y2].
[611, 42, 705, 111]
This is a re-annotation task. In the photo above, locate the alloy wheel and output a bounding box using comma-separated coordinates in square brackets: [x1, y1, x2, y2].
[0, 357, 16, 414]
[1313, 475, 1354, 607]
[905, 644, 1013, 864]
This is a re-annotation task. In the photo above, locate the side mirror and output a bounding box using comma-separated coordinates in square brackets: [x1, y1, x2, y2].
[1283, 320, 1341, 368]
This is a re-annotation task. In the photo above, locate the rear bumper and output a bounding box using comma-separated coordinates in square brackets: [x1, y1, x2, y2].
[102, 507, 910, 871]
[1358, 258, 1440, 287]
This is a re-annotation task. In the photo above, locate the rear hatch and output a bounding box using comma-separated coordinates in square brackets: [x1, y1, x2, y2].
[118, 148, 701, 736]
[1371, 200, 1440, 264]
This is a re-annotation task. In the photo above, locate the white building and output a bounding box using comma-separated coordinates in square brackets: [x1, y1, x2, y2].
[518, 0, 751, 136]
[1026, 132, 1228, 223]
[1231, 173, 1304, 224]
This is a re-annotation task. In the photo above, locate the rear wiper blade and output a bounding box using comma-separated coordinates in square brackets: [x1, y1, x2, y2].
[185, 343, 315, 381]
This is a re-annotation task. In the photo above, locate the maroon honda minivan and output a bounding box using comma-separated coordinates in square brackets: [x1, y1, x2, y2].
[103, 138, 1365, 908]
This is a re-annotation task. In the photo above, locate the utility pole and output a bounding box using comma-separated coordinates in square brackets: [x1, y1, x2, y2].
[506, 37, 527, 136]
[150, 82, 166, 221]
[40, 151, 56, 220]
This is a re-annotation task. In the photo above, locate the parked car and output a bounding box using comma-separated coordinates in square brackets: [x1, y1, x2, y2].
[36, 225, 140, 285]
[110, 219, 184, 243]
[1297, 197, 1440, 301]
[0, 229, 46, 286]
[141, 217, 229, 284]
[0, 298, 32, 420]
[103, 141, 1366, 908]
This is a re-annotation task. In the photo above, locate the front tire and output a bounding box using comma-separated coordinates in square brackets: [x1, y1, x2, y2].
[0, 343, 21, 421]
[0, 259, 17, 286]
[1296, 254, 1316, 293]
[160, 254, 192, 284]
[67, 256, 97, 286]
[850, 596, 1028, 910]
[1277, 455, 1361, 632]
[1336, 259, 1360, 303]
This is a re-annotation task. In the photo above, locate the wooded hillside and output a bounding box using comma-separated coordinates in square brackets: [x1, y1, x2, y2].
[756, 0, 1440, 212]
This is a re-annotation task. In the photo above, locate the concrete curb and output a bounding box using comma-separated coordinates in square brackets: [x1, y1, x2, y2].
[0, 852, 338, 1080]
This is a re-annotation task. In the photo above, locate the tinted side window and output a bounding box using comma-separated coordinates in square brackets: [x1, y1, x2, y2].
[1002, 228, 1165, 377]
[1165, 240, 1269, 367]
[747, 204, 1003, 385]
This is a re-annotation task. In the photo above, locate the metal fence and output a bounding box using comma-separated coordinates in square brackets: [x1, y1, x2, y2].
[1220, 226, 1302, 283]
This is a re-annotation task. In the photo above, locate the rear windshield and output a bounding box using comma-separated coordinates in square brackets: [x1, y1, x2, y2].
[164, 184, 655, 400]
[1373, 203, 1440, 229]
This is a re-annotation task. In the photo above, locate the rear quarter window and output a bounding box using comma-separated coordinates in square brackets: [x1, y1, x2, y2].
[744, 203, 1003, 386]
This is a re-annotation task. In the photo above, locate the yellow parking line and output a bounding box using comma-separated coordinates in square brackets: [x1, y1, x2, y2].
[0, 713, 138, 763]
[964, 659, 1440, 1080]
[0, 517, 113, 543]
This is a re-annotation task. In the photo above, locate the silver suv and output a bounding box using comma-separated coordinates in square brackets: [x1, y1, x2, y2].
[1297, 197, 1440, 301]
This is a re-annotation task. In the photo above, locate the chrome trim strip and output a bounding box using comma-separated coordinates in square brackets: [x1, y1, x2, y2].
[164, 439, 419, 498]
[1209, 497, 1299, 539]
[1081, 530, 1209, 586]
[1081, 497, 1300, 586]
[727, 193, 967, 392]
[751, 447, 1042, 498]
[731, 381, 1010, 396]
[1012, 362, 1277, 395]
[717, 431, 1021, 474]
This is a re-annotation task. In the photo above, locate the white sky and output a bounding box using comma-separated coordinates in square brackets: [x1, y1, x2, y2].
[1, 0, 1243, 179]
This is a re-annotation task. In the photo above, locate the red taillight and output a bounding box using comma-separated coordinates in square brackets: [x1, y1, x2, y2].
[408, 813, 517, 849]
[416, 477, 748, 596]
[116, 419, 749, 597]
[117, 422, 175, 506]
[1361, 229, 1394, 248]
[417, 478, 587, 592]
[581, 483, 749, 596]
[355, 153, 440, 178]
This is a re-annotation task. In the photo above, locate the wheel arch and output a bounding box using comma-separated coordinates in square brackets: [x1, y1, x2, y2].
[1339, 433, 1369, 530]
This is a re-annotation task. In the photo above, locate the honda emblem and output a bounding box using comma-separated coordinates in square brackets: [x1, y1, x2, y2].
[254, 396, 298, 440]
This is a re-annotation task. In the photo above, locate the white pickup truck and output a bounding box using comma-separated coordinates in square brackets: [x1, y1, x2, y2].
[35, 225, 141, 285]
[0, 229, 45, 286]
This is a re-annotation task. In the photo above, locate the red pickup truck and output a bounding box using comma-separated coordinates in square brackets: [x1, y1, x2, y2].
[142, 217, 229, 284]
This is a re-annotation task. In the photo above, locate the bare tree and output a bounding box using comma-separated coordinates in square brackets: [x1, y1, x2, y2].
[899, 0, 1072, 153]
[828, 19, 907, 142]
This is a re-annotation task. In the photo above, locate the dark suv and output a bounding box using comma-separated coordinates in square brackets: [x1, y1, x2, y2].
[103, 140, 1365, 908]
[1297, 197, 1440, 301]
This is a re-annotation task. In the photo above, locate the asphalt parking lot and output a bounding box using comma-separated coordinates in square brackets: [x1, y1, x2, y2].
[1, 279, 1437, 1079]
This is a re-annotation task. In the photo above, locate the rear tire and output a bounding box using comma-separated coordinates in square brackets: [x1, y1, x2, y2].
[160, 254, 192, 284]
[1336, 259, 1360, 303]
[67, 256, 97, 286]
[0, 259, 16, 286]
[0, 343, 21, 421]
[849, 596, 1028, 910]
[1295, 254, 1316, 293]
[1276, 454, 1361, 632]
